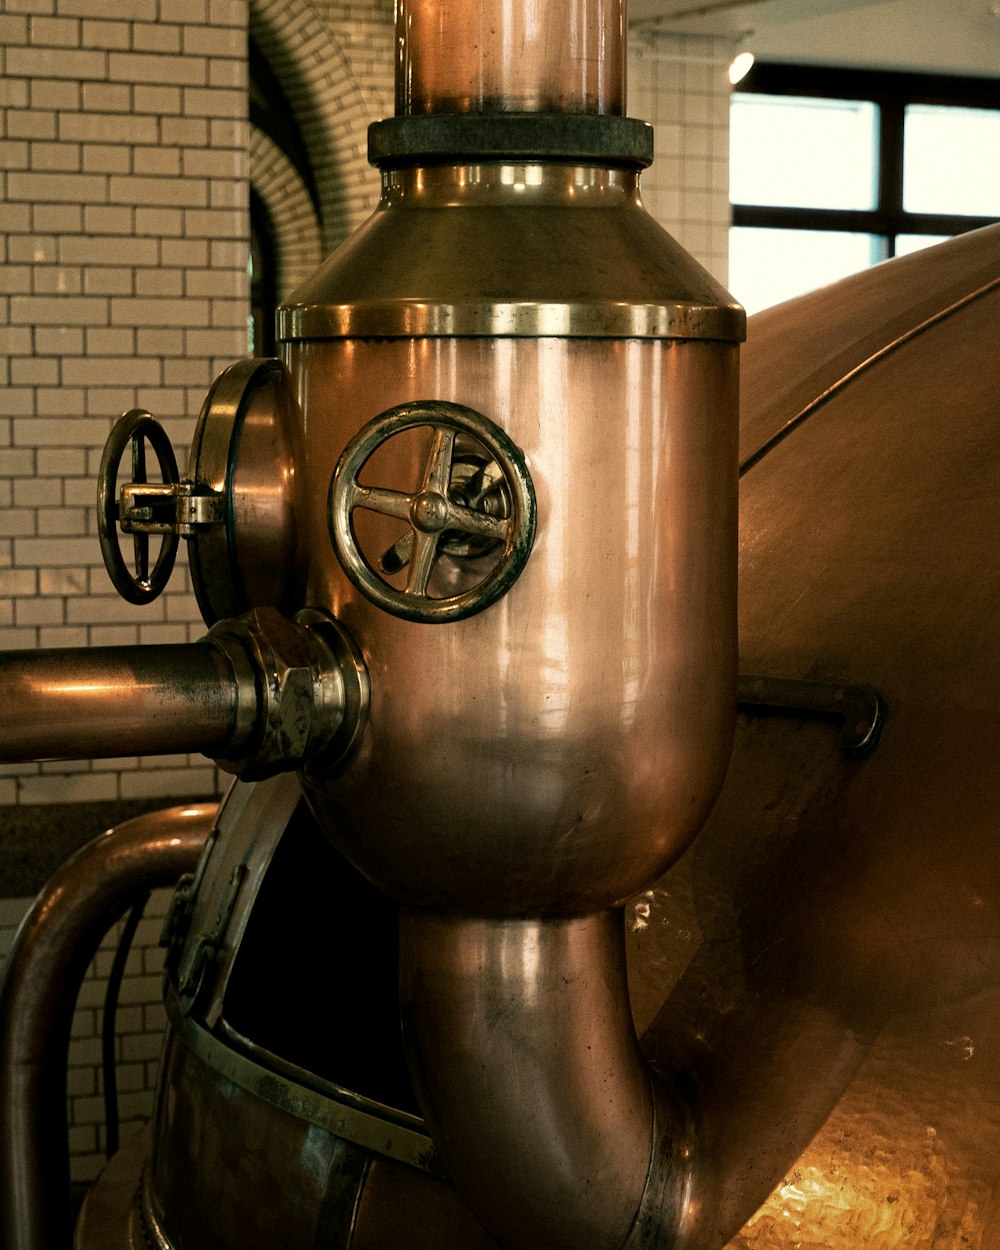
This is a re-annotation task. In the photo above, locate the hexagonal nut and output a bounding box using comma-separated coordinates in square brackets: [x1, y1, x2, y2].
[208, 606, 344, 779]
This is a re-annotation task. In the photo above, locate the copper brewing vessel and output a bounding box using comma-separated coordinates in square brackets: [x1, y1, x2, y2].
[31, 2, 1000, 1248]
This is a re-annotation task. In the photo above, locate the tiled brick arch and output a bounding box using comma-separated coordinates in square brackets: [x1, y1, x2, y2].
[249, 0, 390, 252]
[250, 126, 324, 302]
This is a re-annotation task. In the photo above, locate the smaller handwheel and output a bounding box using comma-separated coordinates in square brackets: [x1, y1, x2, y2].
[328, 401, 537, 623]
[97, 409, 180, 604]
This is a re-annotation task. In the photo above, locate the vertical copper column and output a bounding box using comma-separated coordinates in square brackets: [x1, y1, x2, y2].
[280, 0, 743, 1242]
[396, 0, 625, 115]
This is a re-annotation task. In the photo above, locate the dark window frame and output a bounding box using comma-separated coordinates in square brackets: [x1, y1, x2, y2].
[732, 62, 1000, 258]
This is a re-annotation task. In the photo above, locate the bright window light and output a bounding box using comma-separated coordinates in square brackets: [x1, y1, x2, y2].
[730, 94, 879, 211]
[894, 233, 952, 257]
[729, 227, 884, 314]
[903, 105, 1000, 217]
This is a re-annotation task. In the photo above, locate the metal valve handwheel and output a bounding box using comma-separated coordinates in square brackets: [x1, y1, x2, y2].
[98, 408, 180, 604]
[328, 400, 537, 623]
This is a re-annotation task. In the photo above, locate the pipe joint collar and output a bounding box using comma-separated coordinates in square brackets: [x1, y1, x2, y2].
[208, 606, 369, 781]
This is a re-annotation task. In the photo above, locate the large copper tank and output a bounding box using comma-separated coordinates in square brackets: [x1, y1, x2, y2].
[629, 221, 1000, 1246]
[4, 0, 742, 1246]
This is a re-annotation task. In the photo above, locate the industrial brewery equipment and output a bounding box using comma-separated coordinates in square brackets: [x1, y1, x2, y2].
[3, 0, 1000, 1246]
[0, 0, 744, 1245]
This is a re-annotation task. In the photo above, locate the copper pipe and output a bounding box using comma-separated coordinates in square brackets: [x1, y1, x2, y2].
[0, 643, 241, 763]
[0, 803, 215, 1250]
[395, 0, 625, 116]
[0, 607, 367, 780]
[400, 910, 694, 1250]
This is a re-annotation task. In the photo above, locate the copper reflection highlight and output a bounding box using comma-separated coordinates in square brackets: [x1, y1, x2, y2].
[396, 0, 625, 116]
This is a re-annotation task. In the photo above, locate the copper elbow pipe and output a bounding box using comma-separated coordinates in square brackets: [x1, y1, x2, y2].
[400, 910, 695, 1250]
[0, 803, 215, 1250]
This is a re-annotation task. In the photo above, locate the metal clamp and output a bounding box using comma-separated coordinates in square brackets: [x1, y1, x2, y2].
[174, 863, 247, 1015]
[119, 480, 226, 536]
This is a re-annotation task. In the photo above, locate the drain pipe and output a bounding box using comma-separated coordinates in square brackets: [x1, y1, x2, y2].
[400, 911, 696, 1250]
[0, 803, 216, 1250]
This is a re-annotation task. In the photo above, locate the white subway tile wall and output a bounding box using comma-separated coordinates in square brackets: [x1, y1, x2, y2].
[250, 0, 389, 252]
[249, 126, 323, 302]
[0, 888, 173, 1186]
[0, 1, 249, 807]
[629, 31, 735, 285]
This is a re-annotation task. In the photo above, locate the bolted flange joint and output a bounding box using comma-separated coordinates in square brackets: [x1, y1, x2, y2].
[207, 606, 369, 781]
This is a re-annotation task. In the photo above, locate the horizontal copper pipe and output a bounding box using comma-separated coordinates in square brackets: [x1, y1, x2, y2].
[0, 802, 215, 1250]
[0, 643, 241, 763]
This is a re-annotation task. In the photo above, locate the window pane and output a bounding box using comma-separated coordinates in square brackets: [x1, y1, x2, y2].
[730, 94, 879, 210]
[904, 105, 1000, 216]
[894, 233, 952, 257]
[729, 227, 883, 314]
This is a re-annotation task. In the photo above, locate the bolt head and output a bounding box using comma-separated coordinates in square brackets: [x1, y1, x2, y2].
[410, 490, 450, 533]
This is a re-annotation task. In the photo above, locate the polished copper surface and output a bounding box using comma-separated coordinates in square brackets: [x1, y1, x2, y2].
[396, 0, 625, 116]
[279, 164, 743, 341]
[69, 228, 1000, 1250]
[149, 1037, 368, 1250]
[186, 358, 305, 624]
[627, 223, 1000, 1247]
[294, 333, 738, 915]
[400, 909, 688, 1250]
[739, 223, 1000, 469]
[0, 643, 238, 763]
[3, 0, 750, 1243]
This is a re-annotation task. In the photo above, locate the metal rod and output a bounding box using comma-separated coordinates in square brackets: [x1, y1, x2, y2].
[0, 644, 240, 763]
[0, 803, 215, 1250]
[101, 892, 149, 1160]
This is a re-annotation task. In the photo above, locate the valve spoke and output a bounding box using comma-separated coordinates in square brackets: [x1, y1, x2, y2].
[379, 530, 414, 574]
[460, 460, 505, 507]
[406, 530, 439, 597]
[349, 483, 414, 522]
[132, 432, 147, 485]
[133, 532, 149, 583]
[422, 427, 456, 495]
[445, 502, 511, 541]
